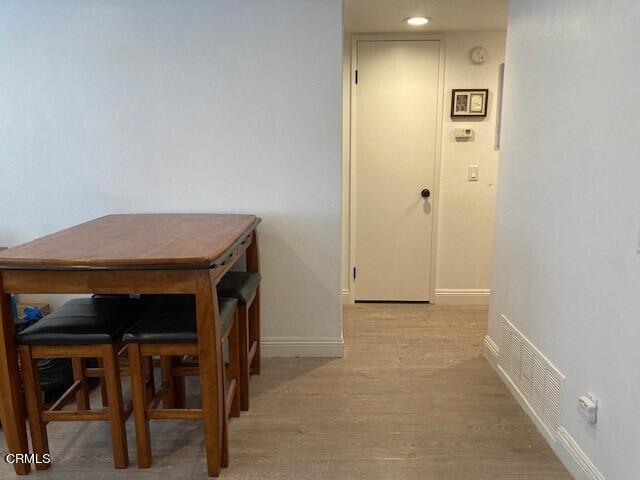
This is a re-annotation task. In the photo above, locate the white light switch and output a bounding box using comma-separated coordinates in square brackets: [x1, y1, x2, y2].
[468, 165, 479, 181]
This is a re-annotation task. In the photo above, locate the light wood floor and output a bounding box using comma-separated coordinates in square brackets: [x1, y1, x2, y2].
[1, 304, 571, 479]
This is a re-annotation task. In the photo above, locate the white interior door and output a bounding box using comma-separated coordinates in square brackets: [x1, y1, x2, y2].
[354, 40, 440, 301]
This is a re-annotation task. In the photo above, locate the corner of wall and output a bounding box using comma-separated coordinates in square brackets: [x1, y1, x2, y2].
[483, 334, 499, 366]
[341, 288, 352, 304]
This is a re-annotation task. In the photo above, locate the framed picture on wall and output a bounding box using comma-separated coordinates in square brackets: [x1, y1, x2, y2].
[451, 89, 489, 118]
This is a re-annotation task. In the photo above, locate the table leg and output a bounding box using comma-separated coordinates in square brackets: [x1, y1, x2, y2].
[0, 289, 31, 475]
[195, 270, 224, 477]
[18, 346, 49, 471]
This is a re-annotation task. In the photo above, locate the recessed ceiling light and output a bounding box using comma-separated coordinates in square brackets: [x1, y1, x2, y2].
[405, 16, 430, 26]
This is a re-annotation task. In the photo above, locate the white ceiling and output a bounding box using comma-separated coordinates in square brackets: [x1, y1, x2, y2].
[343, 0, 508, 33]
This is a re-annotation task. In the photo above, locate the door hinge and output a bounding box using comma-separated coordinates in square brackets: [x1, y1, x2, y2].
[355, 70, 358, 84]
[353, 267, 356, 280]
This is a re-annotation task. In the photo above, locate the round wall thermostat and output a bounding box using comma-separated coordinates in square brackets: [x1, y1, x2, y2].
[470, 46, 488, 65]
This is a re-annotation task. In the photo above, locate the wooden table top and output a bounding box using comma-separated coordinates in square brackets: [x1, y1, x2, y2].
[0, 214, 259, 270]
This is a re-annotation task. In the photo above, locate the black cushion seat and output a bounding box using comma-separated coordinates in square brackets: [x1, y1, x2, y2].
[17, 297, 145, 346]
[217, 272, 261, 305]
[122, 295, 238, 345]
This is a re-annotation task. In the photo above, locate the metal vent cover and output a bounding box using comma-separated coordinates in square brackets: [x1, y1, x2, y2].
[499, 316, 565, 437]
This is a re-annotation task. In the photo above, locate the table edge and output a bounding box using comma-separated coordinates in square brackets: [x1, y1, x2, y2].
[0, 218, 261, 271]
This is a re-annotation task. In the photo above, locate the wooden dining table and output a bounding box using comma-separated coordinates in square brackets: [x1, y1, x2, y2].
[0, 213, 260, 476]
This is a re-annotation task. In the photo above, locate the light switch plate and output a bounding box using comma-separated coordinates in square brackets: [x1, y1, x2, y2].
[468, 165, 479, 182]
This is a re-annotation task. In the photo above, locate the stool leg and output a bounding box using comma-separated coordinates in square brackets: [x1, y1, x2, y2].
[71, 358, 91, 410]
[246, 229, 261, 375]
[237, 304, 250, 411]
[160, 356, 175, 408]
[101, 344, 129, 469]
[249, 288, 260, 375]
[221, 410, 229, 468]
[97, 358, 109, 407]
[129, 344, 152, 468]
[228, 311, 241, 418]
[18, 346, 50, 470]
[220, 345, 230, 469]
[173, 356, 186, 409]
[144, 356, 155, 401]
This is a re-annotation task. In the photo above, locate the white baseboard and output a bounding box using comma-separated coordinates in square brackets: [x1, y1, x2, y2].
[557, 427, 605, 480]
[341, 288, 351, 305]
[484, 333, 605, 480]
[434, 288, 491, 305]
[261, 336, 344, 358]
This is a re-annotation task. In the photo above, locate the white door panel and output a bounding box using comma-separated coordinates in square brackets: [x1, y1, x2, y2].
[354, 40, 440, 301]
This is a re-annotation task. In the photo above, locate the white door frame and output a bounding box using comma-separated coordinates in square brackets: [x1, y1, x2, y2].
[347, 33, 446, 304]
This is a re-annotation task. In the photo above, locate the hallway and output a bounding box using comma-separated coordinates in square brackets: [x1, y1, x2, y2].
[1, 304, 570, 479]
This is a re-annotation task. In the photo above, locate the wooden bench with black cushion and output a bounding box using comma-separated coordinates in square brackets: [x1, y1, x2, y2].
[216, 271, 261, 411]
[17, 296, 146, 470]
[123, 294, 241, 470]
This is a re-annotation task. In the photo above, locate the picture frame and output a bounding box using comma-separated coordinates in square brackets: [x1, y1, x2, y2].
[451, 89, 489, 118]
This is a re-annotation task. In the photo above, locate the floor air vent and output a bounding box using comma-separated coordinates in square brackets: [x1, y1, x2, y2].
[498, 316, 565, 438]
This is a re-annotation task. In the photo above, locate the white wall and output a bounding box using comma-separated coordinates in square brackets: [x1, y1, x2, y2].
[435, 31, 505, 304]
[342, 31, 506, 304]
[488, 0, 640, 478]
[0, 0, 344, 357]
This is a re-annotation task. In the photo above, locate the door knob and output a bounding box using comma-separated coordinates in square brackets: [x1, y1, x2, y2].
[421, 188, 431, 198]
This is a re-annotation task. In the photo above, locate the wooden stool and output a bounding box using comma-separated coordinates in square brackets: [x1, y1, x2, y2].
[124, 295, 241, 473]
[216, 271, 261, 411]
[17, 297, 146, 470]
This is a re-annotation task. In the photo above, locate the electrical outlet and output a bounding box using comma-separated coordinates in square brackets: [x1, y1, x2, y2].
[578, 393, 598, 424]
